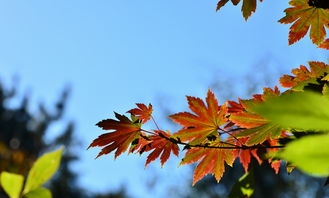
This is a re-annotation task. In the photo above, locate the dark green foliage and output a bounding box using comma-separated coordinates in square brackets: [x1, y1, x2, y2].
[0, 80, 128, 198]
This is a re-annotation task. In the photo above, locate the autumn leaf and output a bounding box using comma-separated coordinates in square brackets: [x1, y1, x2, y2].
[232, 137, 262, 172]
[279, 61, 329, 92]
[137, 130, 180, 167]
[89, 113, 142, 158]
[234, 124, 282, 145]
[180, 140, 235, 185]
[228, 87, 280, 129]
[319, 38, 329, 49]
[216, 0, 263, 20]
[228, 87, 283, 145]
[169, 89, 228, 145]
[278, 0, 329, 46]
[127, 103, 153, 124]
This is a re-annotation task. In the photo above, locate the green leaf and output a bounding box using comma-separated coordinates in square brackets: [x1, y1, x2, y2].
[277, 134, 329, 176]
[228, 171, 254, 198]
[0, 172, 24, 198]
[254, 91, 329, 131]
[24, 187, 52, 198]
[23, 147, 64, 194]
[235, 124, 282, 145]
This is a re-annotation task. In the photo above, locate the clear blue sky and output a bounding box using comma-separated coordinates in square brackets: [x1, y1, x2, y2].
[0, 0, 327, 197]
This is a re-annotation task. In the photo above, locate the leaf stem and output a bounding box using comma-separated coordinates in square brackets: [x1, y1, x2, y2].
[151, 116, 161, 131]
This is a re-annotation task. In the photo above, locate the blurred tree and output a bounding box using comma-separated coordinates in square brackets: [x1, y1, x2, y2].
[0, 80, 129, 198]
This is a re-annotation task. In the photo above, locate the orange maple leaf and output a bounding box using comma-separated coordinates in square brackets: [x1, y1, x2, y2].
[127, 103, 153, 124]
[278, 0, 329, 45]
[169, 89, 228, 145]
[279, 61, 329, 89]
[180, 140, 235, 185]
[89, 113, 142, 158]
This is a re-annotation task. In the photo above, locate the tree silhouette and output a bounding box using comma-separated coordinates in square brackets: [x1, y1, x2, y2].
[0, 80, 128, 198]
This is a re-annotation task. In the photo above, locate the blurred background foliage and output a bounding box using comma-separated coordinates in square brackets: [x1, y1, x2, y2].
[0, 80, 129, 198]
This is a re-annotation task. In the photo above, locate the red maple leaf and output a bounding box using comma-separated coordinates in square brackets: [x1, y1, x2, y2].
[232, 137, 262, 172]
[180, 140, 236, 185]
[127, 103, 153, 124]
[138, 130, 180, 167]
[169, 89, 228, 145]
[89, 113, 142, 158]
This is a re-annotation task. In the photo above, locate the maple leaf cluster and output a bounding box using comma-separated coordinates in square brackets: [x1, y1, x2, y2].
[89, 61, 329, 185]
[88, 61, 329, 185]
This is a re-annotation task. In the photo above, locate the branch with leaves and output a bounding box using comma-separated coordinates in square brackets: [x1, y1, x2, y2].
[88, 61, 329, 186]
[89, 0, 329, 197]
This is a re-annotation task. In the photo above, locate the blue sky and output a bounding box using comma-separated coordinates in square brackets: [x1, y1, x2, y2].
[0, 0, 328, 197]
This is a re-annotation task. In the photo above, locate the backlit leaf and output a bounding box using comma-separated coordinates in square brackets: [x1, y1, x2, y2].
[24, 188, 52, 198]
[180, 140, 235, 185]
[254, 91, 329, 131]
[0, 172, 24, 198]
[228, 171, 254, 198]
[276, 134, 329, 176]
[141, 130, 179, 167]
[89, 113, 142, 158]
[279, 61, 329, 89]
[23, 147, 63, 195]
[169, 89, 228, 145]
[127, 103, 153, 124]
[229, 87, 283, 145]
[278, 0, 329, 46]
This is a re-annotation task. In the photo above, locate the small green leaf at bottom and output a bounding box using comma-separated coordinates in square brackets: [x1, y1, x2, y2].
[24, 187, 52, 198]
[23, 147, 64, 194]
[228, 171, 254, 198]
[0, 172, 24, 198]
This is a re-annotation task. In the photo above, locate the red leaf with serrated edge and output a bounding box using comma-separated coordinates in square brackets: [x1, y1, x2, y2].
[127, 103, 153, 124]
[278, 0, 329, 46]
[180, 140, 235, 185]
[319, 39, 329, 49]
[266, 139, 283, 174]
[140, 130, 180, 167]
[279, 61, 329, 88]
[169, 89, 228, 145]
[232, 137, 262, 172]
[89, 112, 141, 158]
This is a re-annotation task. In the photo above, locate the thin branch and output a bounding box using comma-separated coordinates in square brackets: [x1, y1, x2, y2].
[218, 127, 243, 144]
[141, 131, 284, 150]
